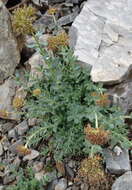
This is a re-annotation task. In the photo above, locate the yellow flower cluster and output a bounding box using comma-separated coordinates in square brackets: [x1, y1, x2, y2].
[12, 97, 25, 109]
[0, 109, 9, 119]
[12, 5, 36, 36]
[47, 7, 58, 15]
[33, 88, 41, 96]
[78, 156, 106, 186]
[47, 32, 69, 52]
[91, 92, 110, 107]
[84, 124, 110, 145]
[16, 145, 31, 156]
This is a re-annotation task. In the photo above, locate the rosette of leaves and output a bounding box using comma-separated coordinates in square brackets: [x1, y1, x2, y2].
[23, 45, 132, 160]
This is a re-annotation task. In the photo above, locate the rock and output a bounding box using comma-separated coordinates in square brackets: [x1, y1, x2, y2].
[70, 0, 132, 84]
[55, 178, 67, 190]
[23, 149, 39, 161]
[0, 143, 4, 156]
[34, 15, 53, 32]
[28, 52, 46, 86]
[25, 34, 49, 57]
[108, 79, 132, 113]
[112, 171, 132, 190]
[80, 183, 89, 190]
[3, 174, 16, 185]
[16, 120, 29, 136]
[0, 79, 20, 120]
[32, 0, 48, 7]
[65, 165, 74, 178]
[47, 179, 59, 190]
[104, 148, 131, 174]
[13, 157, 21, 169]
[8, 128, 18, 139]
[28, 118, 37, 126]
[0, 1, 20, 83]
[9, 140, 23, 154]
[33, 161, 44, 172]
[0, 186, 5, 190]
[35, 170, 45, 181]
[68, 160, 76, 169]
[57, 11, 79, 26]
[49, 0, 65, 4]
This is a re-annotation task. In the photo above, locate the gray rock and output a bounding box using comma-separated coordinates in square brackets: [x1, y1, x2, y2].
[32, 0, 48, 6]
[16, 120, 29, 136]
[28, 118, 37, 126]
[34, 15, 53, 32]
[55, 178, 67, 190]
[23, 149, 39, 161]
[80, 183, 89, 190]
[112, 171, 132, 190]
[13, 157, 21, 169]
[33, 161, 44, 172]
[28, 52, 47, 86]
[47, 179, 59, 190]
[0, 79, 20, 120]
[65, 165, 75, 178]
[3, 175, 16, 185]
[0, 143, 4, 156]
[0, 186, 5, 190]
[35, 170, 45, 181]
[70, 0, 132, 84]
[9, 140, 23, 154]
[108, 80, 132, 113]
[57, 11, 79, 26]
[8, 128, 18, 139]
[0, 1, 20, 83]
[104, 148, 131, 174]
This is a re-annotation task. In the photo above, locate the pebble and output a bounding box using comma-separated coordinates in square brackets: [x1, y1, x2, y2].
[23, 150, 39, 161]
[0, 143, 3, 156]
[55, 178, 67, 190]
[33, 161, 44, 172]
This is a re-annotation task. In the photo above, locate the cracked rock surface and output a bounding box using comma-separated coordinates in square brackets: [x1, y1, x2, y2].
[70, 0, 132, 84]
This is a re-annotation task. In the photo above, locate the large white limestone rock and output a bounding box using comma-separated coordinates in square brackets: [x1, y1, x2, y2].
[70, 0, 132, 84]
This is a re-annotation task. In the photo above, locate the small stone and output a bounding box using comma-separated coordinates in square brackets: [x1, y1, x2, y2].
[3, 175, 16, 185]
[68, 160, 76, 168]
[9, 140, 23, 154]
[55, 178, 67, 190]
[35, 170, 45, 181]
[65, 165, 74, 178]
[33, 161, 44, 172]
[23, 149, 39, 161]
[16, 120, 29, 136]
[0, 143, 4, 156]
[8, 128, 17, 139]
[28, 118, 37, 126]
[0, 186, 5, 190]
[13, 157, 21, 169]
[104, 148, 131, 174]
[112, 171, 132, 190]
[72, 185, 80, 190]
[80, 183, 89, 190]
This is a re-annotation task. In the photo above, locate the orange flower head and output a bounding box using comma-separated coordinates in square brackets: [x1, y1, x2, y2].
[91, 92, 110, 107]
[16, 145, 31, 156]
[47, 7, 58, 15]
[33, 88, 41, 96]
[47, 32, 69, 52]
[84, 125, 110, 145]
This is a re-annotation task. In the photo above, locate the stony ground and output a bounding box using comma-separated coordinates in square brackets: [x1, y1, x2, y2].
[0, 0, 132, 190]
